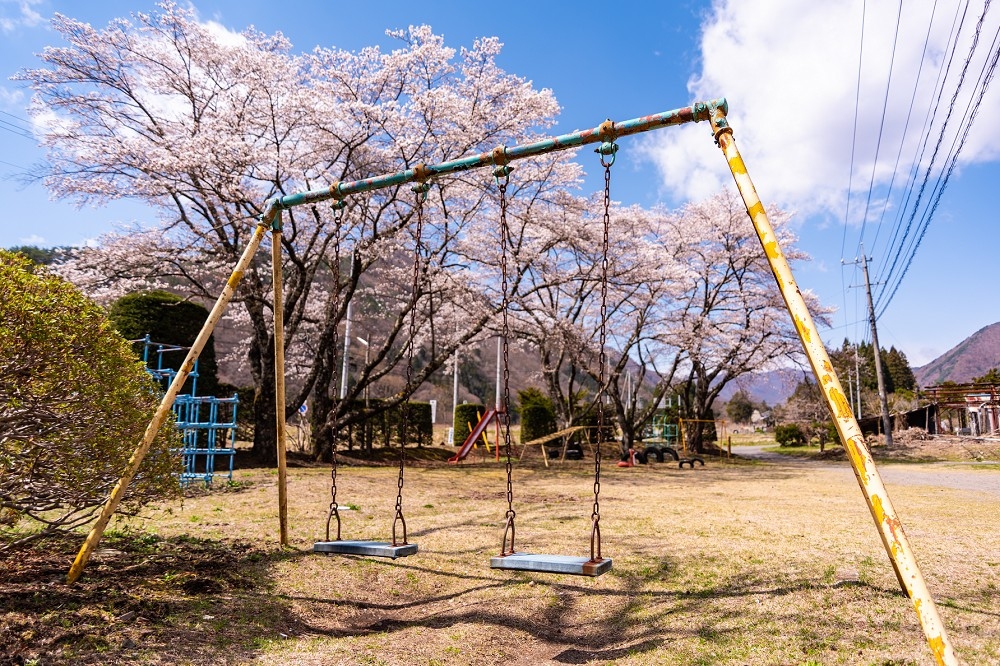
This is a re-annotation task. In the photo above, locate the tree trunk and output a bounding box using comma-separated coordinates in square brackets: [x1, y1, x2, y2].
[250, 336, 278, 465]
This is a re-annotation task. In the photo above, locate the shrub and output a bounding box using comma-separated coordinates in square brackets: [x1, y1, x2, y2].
[218, 384, 255, 441]
[453, 403, 486, 446]
[775, 423, 807, 446]
[518, 387, 556, 443]
[341, 399, 433, 450]
[0, 251, 182, 550]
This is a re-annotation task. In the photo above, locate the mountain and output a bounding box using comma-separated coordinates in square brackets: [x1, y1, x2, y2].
[914, 322, 1000, 386]
[718, 368, 804, 407]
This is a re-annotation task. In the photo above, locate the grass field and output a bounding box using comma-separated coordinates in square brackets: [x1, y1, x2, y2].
[3, 450, 999, 665]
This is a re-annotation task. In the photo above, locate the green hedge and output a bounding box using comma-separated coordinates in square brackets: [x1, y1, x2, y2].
[342, 399, 433, 450]
[109, 290, 220, 397]
[218, 384, 255, 441]
[775, 423, 807, 446]
[453, 403, 486, 446]
[518, 387, 556, 443]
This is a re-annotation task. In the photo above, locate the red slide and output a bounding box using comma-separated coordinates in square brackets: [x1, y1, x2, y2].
[448, 408, 498, 463]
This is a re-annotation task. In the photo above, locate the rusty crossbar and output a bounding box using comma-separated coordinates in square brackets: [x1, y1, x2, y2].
[66, 97, 958, 665]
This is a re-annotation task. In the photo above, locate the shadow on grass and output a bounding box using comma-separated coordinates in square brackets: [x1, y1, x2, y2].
[0, 531, 299, 666]
[6, 526, 978, 664]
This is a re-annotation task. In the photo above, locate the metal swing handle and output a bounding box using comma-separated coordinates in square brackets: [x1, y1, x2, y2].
[589, 516, 603, 563]
[392, 509, 408, 546]
[325, 505, 342, 542]
[500, 512, 516, 556]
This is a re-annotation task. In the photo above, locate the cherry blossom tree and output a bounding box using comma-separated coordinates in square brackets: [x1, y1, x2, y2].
[22, 3, 582, 462]
[513, 188, 828, 456]
[511, 200, 690, 454]
[662, 188, 831, 453]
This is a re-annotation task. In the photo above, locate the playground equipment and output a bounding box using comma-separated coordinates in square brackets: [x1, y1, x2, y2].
[448, 408, 500, 463]
[518, 425, 590, 467]
[141, 336, 238, 486]
[645, 414, 679, 444]
[313, 189, 426, 560]
[489, 139, 615, 577]
[66, 99, 958, 665]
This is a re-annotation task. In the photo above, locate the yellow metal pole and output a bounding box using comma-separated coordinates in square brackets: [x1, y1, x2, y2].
[68, 221, 270, 584]
[272, 218, 289, 547]
[707, 105, 957, 665]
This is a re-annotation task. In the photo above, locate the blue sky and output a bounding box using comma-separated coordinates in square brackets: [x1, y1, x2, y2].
[2, 0, 998, 369]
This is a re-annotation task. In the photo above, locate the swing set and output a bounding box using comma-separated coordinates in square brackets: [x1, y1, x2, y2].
[64, 99, 957, 665]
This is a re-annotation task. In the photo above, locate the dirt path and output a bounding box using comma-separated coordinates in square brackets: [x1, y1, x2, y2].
[738, 444, 1000, 496]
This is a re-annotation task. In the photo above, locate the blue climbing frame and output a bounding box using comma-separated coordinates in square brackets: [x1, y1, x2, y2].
[141, 335, 239, 486]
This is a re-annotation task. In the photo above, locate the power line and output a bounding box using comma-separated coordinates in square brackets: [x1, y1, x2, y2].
[856, 0, 904, 251]
[875, 0, 989, 309]
[869, 0, 939, 277]
[0, 117, 34, 140]
[877, 20, 1000, 318]
[840, 0, 867, 335]
[878, 0, 968, 286]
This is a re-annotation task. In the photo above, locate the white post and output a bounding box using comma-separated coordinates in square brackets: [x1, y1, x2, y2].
[452, 345, 460, 420]
[340, 299, 352, 400]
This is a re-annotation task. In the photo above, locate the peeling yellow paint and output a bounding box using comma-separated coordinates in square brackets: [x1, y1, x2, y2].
[228, 270, 245, 289]
[728, 155, 747, 175]
[748, 201, 765, 219]
[872, 493, 886, 525]
[763, 239, 780, 259]
[929, 635, 946, 661]
[822, 360, 833, 373]
[794, 315, 812, 344]
[828, 387, 852, 419]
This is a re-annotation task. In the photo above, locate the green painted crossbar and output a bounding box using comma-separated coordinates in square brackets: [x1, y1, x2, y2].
[313, 540, 418, 559]
[490, 553, 612, 576]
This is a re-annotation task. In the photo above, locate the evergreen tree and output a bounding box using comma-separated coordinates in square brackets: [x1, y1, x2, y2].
[108, 291, 220, 397]
[885, 346, 916, 392]
[726, 390, 755, 424]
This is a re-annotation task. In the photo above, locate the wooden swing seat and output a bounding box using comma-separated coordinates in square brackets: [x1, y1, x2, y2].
[313, 540, 418, 559]
[490, 552, 612, 576]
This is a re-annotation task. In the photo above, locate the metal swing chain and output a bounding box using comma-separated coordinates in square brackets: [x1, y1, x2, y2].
[495, 153, 517, 556]
[393, 181, 428, 546]
[326, 201, 348, 542]
[592, 137, 616, 562]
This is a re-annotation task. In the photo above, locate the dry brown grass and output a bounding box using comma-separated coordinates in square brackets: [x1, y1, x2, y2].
[5, 453, 999, 665]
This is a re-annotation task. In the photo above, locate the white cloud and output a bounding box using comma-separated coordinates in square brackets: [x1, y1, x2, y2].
[200, 18, 247, 48]
[643, 0, 1000, 226]
[0, 0, 44, 34]
[19, 233, 46, 244]
[0, 86, 25, 109]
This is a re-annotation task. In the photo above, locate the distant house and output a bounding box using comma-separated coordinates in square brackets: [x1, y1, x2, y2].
[922, 383, 1000, 436]
[750, 409, 773, 430]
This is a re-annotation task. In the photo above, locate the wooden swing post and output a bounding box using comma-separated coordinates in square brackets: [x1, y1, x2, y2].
[67, 219, 271, 584]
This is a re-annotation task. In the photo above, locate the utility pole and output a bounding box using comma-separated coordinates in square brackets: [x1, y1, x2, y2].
[857, 251, 893, 448]
[854, 346, 862, 418]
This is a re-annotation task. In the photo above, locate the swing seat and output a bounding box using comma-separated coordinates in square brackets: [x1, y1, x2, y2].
[313, 540, 418, 559]
[490, 552, 612, 577]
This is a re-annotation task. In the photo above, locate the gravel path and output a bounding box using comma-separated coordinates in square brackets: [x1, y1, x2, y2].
[737, 445, 1000, 497]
